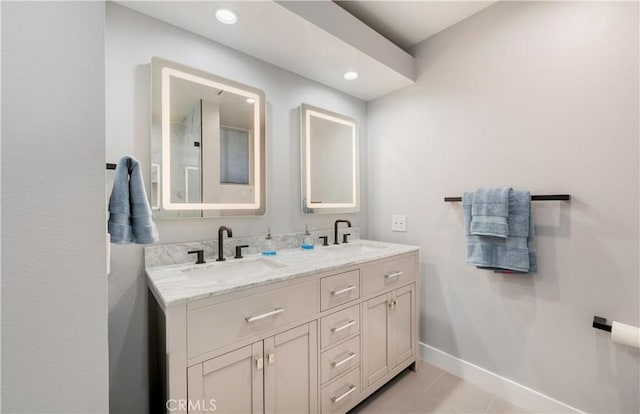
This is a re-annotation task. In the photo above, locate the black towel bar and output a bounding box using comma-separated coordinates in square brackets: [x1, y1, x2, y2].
[106, 163, 117, 170]
[444, 194, 571, 202]
[593, 316, 612, 333]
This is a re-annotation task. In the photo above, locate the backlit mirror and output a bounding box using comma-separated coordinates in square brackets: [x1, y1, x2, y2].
[300, 103, 359, 214]
[151, 57, 266, 218]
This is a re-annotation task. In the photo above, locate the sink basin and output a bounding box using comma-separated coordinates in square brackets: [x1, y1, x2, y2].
[181, 257, 287, 280]
[327, 241, 389, 254]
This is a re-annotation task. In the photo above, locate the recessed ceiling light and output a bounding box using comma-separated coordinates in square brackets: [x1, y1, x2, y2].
[344, 71, 359, 80]
[215, 8, 238, 25]
[246, 98, 255, 104]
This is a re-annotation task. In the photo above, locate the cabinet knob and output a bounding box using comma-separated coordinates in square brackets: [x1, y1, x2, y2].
[256, 357, 264, 370]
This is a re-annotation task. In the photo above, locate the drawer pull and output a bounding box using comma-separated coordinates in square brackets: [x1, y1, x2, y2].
[385, 271, 403, 279]
[245, 307, 284, 323]
[331, 352, 356, 368]
[331, 320, 357, 333]
[256, 357, 264, 371]
[331, 285, 356, 296]
[331, 384, 357, 403]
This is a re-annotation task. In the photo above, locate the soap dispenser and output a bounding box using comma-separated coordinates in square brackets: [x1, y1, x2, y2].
[262, 228, 276, 256]
[301, 225, 314, 250]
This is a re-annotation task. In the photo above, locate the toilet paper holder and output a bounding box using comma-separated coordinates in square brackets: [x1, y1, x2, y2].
[593, 316, 612, 332]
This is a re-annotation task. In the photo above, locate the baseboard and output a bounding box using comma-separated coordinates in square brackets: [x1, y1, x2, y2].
[419, 342, 585, 413]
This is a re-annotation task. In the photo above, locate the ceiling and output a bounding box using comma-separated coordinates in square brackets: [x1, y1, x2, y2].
[336, 1, 496, 50]
[118, 1, 496, 101]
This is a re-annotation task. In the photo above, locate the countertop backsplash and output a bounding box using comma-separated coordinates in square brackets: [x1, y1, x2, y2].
[144, 227, 360, 268]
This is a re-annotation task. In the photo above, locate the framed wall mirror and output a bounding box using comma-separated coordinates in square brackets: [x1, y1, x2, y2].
[150, 57, 266, 218]
[300, 103, 359, 214]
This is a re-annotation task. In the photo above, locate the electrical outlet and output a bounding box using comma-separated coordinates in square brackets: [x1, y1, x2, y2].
[391, 215, 407, 232]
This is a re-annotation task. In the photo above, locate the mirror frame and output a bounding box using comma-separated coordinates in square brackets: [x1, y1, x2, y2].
[300, 103, 360, 214]
[151, 57, 266, 215]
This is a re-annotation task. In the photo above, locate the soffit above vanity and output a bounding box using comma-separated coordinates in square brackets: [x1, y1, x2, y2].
[335, 1, 497, 50]
[114, 1, 416, 101]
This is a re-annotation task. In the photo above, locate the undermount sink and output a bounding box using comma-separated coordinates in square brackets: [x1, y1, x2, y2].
[328, 241, 389, 254]
[181, 257, 287, 280]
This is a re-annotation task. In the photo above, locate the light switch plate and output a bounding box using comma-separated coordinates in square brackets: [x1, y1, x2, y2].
[391, 215, 407, 232]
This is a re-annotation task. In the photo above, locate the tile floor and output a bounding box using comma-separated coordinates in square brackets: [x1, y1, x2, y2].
[349, 362, 532, 414]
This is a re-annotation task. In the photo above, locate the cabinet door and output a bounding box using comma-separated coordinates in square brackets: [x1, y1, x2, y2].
[187, 342, 264, 414]
[265, 322, 318, 414]
[390, 284, 416, 367]
[362, 293, 391, 388]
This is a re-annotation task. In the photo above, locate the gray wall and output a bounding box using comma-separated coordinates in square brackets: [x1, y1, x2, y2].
[366, 2, 639, 412]
[105, 4, 367, 412]
[1, 1, 110, 412]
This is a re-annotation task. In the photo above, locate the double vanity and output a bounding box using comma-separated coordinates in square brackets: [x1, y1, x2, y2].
[146, 236, 419, 414]
[145, 56, 414, 414]
[144, 56, 409, 413]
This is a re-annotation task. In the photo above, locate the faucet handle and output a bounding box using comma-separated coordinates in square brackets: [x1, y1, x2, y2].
[188, 249, 206, 264]
[342, 233, 351, 244]
[234, 245, 249, 259]
[319, 236, 329, 246]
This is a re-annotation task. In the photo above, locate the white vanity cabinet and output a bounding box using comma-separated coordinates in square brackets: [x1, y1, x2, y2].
[362, 284, 416, 389]
[148, 247, 419, 414]
[187, 342, 264, 414]
[187, 322, 318, 414]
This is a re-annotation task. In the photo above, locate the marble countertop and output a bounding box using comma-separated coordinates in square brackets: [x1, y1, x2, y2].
[146, 239, 419, 308]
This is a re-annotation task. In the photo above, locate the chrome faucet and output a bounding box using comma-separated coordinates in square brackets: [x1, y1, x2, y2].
[217, 226, 233, 261]
[334, 219, 351, 245]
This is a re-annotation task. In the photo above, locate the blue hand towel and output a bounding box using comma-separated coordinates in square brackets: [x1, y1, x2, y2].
[470, 187, 510, 238]
[506, 190, 537, 273]
[108, 158, 133, 244]
[463, 190, 537, 273]
[476, 191, 538, 274]
[526, 200, 538, 273]
[108, 156, 159, 245]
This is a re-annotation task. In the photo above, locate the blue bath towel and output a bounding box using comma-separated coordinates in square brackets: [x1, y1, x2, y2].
[108, 156, 159, 245]
[463, 190, 537, 273]
[470, 187, 510, 238]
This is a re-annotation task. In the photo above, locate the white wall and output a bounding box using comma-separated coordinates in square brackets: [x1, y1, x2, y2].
[105, 3, 367, 412]
[1, 2, 110, 412]
[367, 2, 639, 412]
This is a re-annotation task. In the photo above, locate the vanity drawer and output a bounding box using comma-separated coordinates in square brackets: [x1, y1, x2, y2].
[320, 304, 360, 350]
[361, 254, 416, 297]
[187, 280, 319, 358]
[321, 367, 361, 414]
[321, 270, 360, 311]
[321, 336, 360, 384]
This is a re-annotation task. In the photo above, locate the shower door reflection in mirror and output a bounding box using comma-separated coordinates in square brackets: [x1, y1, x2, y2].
[150, 57, 266, 218]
